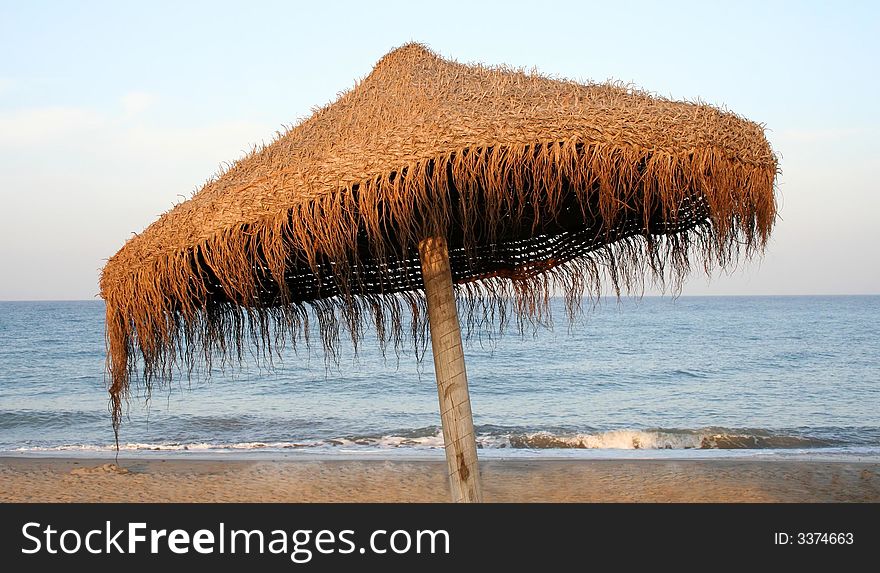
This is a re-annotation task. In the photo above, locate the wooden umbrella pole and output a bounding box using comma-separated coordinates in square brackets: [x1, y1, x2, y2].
[418, 235, 483, 503]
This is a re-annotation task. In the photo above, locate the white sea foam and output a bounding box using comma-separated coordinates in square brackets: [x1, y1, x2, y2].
[8, 427, 834, 453]
[498, 430, 705, 450]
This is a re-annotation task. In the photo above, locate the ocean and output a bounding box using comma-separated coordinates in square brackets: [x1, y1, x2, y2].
[1, 296, 878, 460]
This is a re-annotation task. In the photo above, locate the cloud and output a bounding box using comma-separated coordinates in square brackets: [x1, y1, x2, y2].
[122, 121, 273, 159]
[0, 94, 271, 161]
[0, 106, 105, 145]
[121, 91, 156, 117]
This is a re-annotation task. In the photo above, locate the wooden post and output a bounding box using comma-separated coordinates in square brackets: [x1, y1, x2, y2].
[418, 235, 483, 503]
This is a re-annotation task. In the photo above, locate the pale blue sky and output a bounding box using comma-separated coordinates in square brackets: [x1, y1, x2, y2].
[1, 0, 877, 299]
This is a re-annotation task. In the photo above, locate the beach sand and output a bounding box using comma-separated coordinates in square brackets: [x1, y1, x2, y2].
[1, 457, 878, 502]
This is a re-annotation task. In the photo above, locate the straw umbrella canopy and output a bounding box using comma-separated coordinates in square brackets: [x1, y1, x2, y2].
[101, 43, 777, 502]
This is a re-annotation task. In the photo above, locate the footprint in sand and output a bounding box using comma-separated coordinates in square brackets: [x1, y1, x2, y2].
[70, 463, 130, 476]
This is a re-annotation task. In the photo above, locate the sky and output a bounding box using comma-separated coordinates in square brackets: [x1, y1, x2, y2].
[0, 0, 877, 300]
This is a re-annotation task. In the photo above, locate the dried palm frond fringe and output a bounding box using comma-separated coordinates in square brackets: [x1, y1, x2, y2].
[100, 44, 778, 444]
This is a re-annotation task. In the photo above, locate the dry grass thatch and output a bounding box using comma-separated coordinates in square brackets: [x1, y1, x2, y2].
[100, 43, 778, 440]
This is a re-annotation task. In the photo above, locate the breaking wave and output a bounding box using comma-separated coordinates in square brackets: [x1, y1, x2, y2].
[11, 426, 845, 453]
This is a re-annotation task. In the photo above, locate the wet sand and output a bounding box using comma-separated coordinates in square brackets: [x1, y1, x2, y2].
[1, 457, 877, 502]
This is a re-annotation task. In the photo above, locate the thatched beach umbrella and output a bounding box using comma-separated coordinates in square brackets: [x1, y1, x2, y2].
[101, 44, 777, 502]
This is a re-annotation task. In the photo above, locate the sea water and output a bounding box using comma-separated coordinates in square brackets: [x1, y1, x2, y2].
[1, 296, 878, 460]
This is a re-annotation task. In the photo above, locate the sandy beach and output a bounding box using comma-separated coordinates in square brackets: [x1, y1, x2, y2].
[1, 457, 877, 502]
